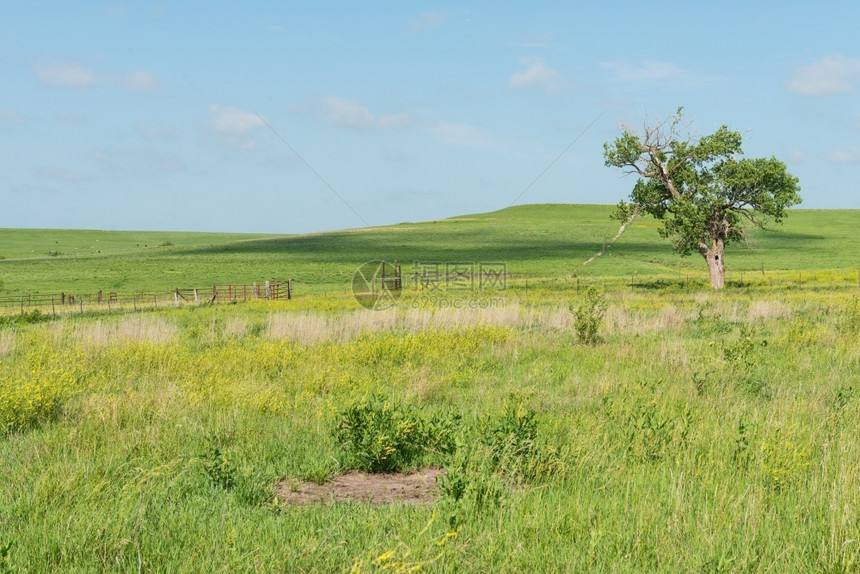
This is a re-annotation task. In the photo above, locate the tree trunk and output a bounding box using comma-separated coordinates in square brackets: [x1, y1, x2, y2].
[701, 239, 725, 289]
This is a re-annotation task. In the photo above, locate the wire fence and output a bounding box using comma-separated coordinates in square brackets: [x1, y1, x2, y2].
[0, 280, 292, 316]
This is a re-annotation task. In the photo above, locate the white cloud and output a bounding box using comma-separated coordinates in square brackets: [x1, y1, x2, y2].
[137, 123, 176, 141]
[123, 70, 158, 91]
[509, 33, 554, 48]
[93, 148, 186, 174]
[377, 112, 411, 130]
[428, 121, 498, 148]
[510, 56, 558, 93]
[0, 107, 24, 126]
[828, 147, 860, 164]
[210, 104, 265, 134]
[409, 11, 446, 33]
[784, 55, 860, 96]
[35, 63, 95, 87]
[601, 60, 703, 87]
[321, 96, 375, 129]
[39, 167, 90, 181]
[318, 96, 411, 131]
[35, 63, 160, 91]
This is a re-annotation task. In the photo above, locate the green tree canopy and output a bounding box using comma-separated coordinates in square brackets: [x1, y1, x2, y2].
[603, 109, 801, 288]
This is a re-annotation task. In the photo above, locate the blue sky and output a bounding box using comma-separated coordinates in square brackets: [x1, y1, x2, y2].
[2, 2, 858, 233]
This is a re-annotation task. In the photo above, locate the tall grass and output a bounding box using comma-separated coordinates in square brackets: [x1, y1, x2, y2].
[2, 205, 857, 296]
[0, 290, 857, 572]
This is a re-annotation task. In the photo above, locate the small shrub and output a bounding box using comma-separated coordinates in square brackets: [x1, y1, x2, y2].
[440, 395, 563, 528]
[16, 309, 52, 325]
[603, 388, 693, 464]
[625, 400, 692, 462]
[569, 286, 607, 345]
[719, 326, 771, 398]
[439, 439, 505, 528]
[0, 339, 80, 434]
[0, 540, 13, 574]
[761, 427, 810, 492]
[201, 438, 236, 490]
[732, 418, 754, 470]
[480, 394, 563, 482]
[333, 394, 458, 473]
[836, 297, 860, 334]
[834, 385, 855, 411]
[693, 308, 735, 336]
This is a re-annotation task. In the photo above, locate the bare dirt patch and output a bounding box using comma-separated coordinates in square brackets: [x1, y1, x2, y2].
[276, 467, 444, 506]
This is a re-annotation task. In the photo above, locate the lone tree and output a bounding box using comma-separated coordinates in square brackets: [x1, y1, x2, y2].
[603, 109, 801, 289]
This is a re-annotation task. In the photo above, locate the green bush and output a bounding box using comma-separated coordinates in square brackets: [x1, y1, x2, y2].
[570, 286, 607, 345]
[480, 394, 563, 482]
[439, 395, 564, 528]
[201, 438, 236, 490]
[438, 439, 505, 528]
[837, 297, 860, 334]
[333, 393, 458, 473]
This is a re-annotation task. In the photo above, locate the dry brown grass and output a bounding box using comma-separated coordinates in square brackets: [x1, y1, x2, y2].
[53, 315, 178, 347]
[0, 330, 15, 356]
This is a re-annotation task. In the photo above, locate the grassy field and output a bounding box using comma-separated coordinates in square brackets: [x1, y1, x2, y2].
[1, 204, 858, 295]
[0, 205, 858, 572]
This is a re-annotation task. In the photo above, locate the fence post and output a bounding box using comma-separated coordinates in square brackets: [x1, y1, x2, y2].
[193, 289, 199, 304]
[265, 281, 271, 300]
[288, 279, 292, 300]
[174, 288, 180, 307]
